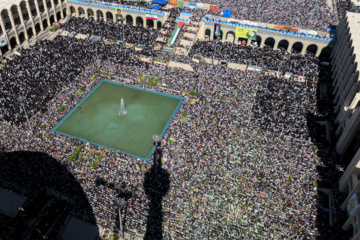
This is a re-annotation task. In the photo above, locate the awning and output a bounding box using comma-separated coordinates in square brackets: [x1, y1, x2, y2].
[151, 0, 167, 5]
[147, 4, 161, 10]
[222, 9, 233, 18]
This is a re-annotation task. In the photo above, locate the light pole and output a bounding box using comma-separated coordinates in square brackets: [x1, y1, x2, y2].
[118, 16, 125, 43]
[212, 32, 221, 65]
[17, 95, 33, 132]
[152, 134, 161, 174]
[115, 197, 125, 238]
[199, 58, 206, 92]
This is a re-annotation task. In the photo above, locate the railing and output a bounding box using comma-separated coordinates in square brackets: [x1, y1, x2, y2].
[202, 17, 336, 42]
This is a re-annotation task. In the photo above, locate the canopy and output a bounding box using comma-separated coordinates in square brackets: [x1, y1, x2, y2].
[151, 0, 167, 5]
[222, 9, 233, 18]
[147, 4, 161, 10]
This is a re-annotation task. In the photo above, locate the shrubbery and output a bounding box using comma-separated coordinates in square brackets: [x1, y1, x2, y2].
[58, 105, 65, 112]
[68, 145, 83, 162]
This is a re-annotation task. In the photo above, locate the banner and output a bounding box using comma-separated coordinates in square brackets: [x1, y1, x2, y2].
[115, 8, 123, 22]
[0, 35, 7, 47]
[236, 27, 257, 40]
[347, 193, 358, 217]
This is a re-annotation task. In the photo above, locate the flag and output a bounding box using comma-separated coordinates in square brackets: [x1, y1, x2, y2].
[169, 22, 185, 45]
[146, 13, 158, 20]
[215, 23, 221, 34]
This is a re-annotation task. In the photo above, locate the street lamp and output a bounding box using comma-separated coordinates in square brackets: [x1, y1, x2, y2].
[17, 95, 33, 132]
[212, 32, 221, 65]
[199, 58, 206, 92]
[115, 196, 125, 238]
[152, 134, 161, 173]
[118, 16, 125, 43]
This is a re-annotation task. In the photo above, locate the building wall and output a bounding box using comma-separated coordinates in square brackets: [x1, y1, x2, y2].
[0, 0, 67, 54]
[198, 21, 335, 57]
[331, 12, 360, 156]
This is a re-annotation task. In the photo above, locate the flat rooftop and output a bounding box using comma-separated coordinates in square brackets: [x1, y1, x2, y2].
[0, 188, 26, 219]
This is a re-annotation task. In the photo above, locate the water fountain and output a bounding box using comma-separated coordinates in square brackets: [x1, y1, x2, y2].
[119, 98, 127, 116]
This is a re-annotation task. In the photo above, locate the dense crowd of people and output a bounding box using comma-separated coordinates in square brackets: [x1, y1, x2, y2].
[63, 16, 160, 46]
[189, 41, 321, 78]
[0, 4, 353, 239]
[0, 36, 137, 125]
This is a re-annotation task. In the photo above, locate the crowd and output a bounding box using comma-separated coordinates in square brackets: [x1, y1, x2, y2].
[0, 12, 351, 240]
[72, 0, 339, 31]
[0, 36, 138, 125]
[63, 16, 160, 47]
[337, 0, 360, 18]
[189, 41, 321, 78]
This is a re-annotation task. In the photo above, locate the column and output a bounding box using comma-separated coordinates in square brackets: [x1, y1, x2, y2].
[9, 11, 20, 45]
[0, 18, 11, 50]
[50, 0, 58, 22]
[42, 0, 51, 27]
[34, 0, 44, 30]
[59, 5, 64, 19]
[26, 2, 36, 35]
[18, 6, 29, 40]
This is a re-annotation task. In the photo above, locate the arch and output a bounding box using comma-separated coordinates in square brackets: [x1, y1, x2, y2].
[10, 5, 21, 26]
[96, 10, 103, 19]
[126, 15, 133, 25]
[277, 39, 289, 50]
[49, 15, 55, 25]
[1, 44, 9, 54]
[1, 9, 13, 31]
[136, 16, 143, 27]
[319, 47, 332, 60]
[205, 28, 211, 39]
[63, 8, 67, 18]
[38, 0, 45, 14]
[28, 0, 37, 17]
[35, 23, 41, 34]
[157, 21, 162, 29]
[53, 0, 59, 6]
[106, 11, 113, 22]
[264, 37, 275, 48]
[306, 44, 318, 56]
[291, 42, 303, 53]
[27, 27, 34, 38]
[56, 11, 61, 20]
[42, 19, 48, 29]
[69, 6, 76, 15]
[255, 35, 261, 46]
[20, 1, 30, 21]
[78, 7, 85, 17]
[226, 31, 235, 43]
[18, 32, 25, 44]
[146, 19, 154, 29]
[87, 9, 94, 18]
[9, 37, 17, 49]
[238, 37, 248, 46]
[46, 0, 51, 9]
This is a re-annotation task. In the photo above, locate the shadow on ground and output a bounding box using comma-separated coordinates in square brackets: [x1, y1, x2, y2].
[143, 148, 170, 240]
[0, 151, 98, 239]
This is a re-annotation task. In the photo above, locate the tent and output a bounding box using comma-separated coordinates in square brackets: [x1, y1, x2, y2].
[222, 9, 233, 18]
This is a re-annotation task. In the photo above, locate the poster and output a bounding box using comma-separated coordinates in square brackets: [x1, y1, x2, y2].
[0, 35, 7, 47]
[236, 27, 257, 40]
[115, 8, 123, 22]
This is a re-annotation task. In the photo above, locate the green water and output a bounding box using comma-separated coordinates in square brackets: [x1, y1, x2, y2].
[55, 81, 181, 159]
